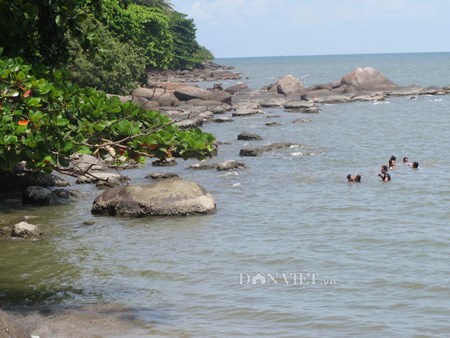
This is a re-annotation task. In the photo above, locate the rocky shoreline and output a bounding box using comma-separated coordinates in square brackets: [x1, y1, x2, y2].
[2, 62, 450, 222]
[123, 64, 450, 130]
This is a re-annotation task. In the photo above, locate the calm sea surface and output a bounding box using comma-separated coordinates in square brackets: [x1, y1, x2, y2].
[1, 53, 450, 337]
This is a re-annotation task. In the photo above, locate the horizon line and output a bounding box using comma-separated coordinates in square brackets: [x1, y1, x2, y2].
[214, 50, 450, 60]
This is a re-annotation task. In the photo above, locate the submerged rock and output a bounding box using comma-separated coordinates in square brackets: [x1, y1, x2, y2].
[91, 180, 216, 217]
[239, 142, 297, 157]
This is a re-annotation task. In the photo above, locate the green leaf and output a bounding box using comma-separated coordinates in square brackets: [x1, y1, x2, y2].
[55, 15, 61, 27]
[4, 90, 19, 97]
[56, 115, 69, 126]
[27, 97, 42, 107]
[4, 134, 18, 144]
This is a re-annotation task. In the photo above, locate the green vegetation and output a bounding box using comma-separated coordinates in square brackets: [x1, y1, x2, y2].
[0, 57, 216, 173]
[0, 1, 216, 176]
[0, 0, 214, 93]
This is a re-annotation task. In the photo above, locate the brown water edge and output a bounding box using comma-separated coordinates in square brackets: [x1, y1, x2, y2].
[4, 303, 151, 338]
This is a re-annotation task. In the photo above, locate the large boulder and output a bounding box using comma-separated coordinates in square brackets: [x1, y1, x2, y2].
[208, 90, 232, 104]
[340, 67, 399, 92]
[132, 87, 167, 99]
[271, 75, 305, 97]
[0, 310, 29, 338]
[91, 180, 216, 217]
[174, 87, 213, 101]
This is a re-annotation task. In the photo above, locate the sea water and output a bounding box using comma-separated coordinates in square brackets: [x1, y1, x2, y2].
[1, 53, 450, 337]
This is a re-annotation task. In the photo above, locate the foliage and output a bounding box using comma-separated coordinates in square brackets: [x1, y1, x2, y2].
[0, 0, 214, 88]
[193, 46, 215, 63]
[168, 12, 201, 69]
[131, 0, 173, 12]
[66, 16, 146, 94]
[0, 0, 101, 66]
[102, 1, 173, 69]
[0, 57, 216, 173]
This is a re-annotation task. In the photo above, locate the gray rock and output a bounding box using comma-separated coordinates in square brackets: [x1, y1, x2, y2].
[389, 86, 422, 96]
[76, 172, 129, 185]
[232, 108, 264, 117]
[237, 132, 263, 141]
[273, 75, 305, 96]
[22, 186, 55, 205]
[211, 104, 233, 114]
[132, 87, 167, 99]
[259, 97, 286, 107]
[174, 86, 213, 101]
[310, 95, 351, 104]
[217, 160, 248, 171]
[71, 154, 108, 174]
[350, 92, 386, 102]
[209, 70, 241, 80]
[239, 142, 297, 157]
[283, 100, 316, 110]
[208, 90, 232, 104]
[213, 117, 234, 123]
[152, 158, 177, 167]
[146, 172, 180, 180]
[22, 186, 80, 204]
[189, 163, 218, 170]
[11, 221, 43, 239]
[91, 180, 216, 217]
[224, 83, 249, 94]
[265, 122, 281, 126]
[340, 67, 399, 91]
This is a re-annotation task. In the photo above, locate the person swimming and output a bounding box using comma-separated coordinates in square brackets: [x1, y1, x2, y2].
[403, 157, 412, 166]
[389, 156, 397, 169]
[412, 161, 419, 169]
[378, 165, 391, 182]
[347, 174, 361, 182]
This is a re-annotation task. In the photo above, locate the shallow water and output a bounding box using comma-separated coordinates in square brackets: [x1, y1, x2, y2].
[1, 53, 450, 337]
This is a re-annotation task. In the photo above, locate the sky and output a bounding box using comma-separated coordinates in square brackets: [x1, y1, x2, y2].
[170, 0, 450, 58]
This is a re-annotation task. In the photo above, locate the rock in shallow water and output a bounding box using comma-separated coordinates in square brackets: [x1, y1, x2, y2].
[91, 180, 216, 217]
[12, 221, 43, 239]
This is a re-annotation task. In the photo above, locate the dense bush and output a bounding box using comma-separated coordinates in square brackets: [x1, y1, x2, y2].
[0, 57, 216, 173]
[66, 17, 146, 95]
